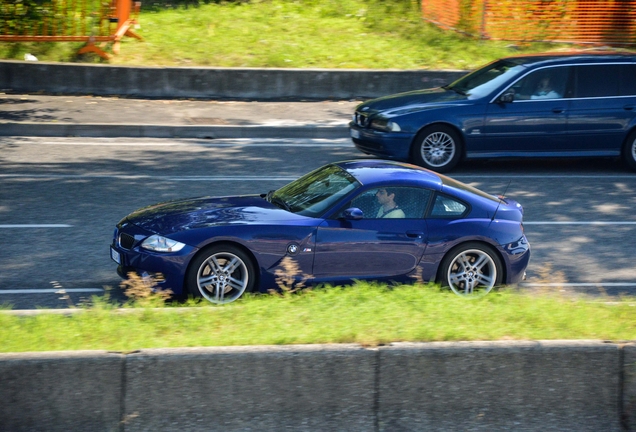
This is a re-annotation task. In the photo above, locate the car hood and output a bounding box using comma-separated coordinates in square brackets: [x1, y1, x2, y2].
[356, 87, 467, 115]
[122, 195, 303, 235]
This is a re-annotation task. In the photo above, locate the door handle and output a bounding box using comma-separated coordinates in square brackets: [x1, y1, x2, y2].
[406, 230, 424, 238]
[624, 105, 635, 111]
[552, 107, 566, 114]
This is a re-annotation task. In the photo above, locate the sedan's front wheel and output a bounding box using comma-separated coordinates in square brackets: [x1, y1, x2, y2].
[186, 245, 256, 304]
[622, 130, 636, 171]
[439, 243, 502, 297]
[411, 125, 462, 172]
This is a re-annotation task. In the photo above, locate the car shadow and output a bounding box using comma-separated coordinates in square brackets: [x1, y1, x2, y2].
[452, 156, 632, 175]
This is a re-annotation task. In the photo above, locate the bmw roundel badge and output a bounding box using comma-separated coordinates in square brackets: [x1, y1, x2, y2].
[287, 243, 299, 255]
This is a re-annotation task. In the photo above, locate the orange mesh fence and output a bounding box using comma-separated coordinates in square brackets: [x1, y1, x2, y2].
[0, 0, 141, 57]
[422, 0, 636, 45]
[1, 0, 116, 40]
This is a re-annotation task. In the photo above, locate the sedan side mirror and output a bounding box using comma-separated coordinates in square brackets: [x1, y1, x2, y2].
[342, 207, 364, 220]
[498, 89, 515, 104]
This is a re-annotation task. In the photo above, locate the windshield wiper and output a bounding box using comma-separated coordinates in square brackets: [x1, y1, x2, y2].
[442, 85, 467, 96]
[271, 196, 292, 212]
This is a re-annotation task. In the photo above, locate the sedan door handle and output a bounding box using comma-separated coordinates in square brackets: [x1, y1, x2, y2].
[406, 230, 424, 238]
[552, 107, 566, 114]
[624, 105, 635, 111]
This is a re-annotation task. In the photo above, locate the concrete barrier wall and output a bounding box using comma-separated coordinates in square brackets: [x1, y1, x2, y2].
[0, 60, 466, 100]
[0, 350, 124, 431]
[0, 341, 631, 431]
[626, 344, 636, 430]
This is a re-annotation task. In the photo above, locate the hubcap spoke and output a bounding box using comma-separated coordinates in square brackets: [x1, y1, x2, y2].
[224, 257, 242, 274]
[472, 254, 490, 272]
[209, 256, 223, 273]
[199, 275, 215, 286]
[475, 273, 494, 287]
[227, 277, 244, 290]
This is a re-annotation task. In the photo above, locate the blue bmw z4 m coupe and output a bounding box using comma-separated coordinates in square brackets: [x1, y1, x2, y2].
[111, 160, 530, 304]
[350, 52, 636, 172]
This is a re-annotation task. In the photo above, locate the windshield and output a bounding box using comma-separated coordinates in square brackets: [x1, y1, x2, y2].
[270, 164, 361, 217]
[445, 60, 527, 99]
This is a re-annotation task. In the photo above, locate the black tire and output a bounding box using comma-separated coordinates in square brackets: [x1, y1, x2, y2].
[186, 244, 256, 304]
[622, 130, 636, 172]
[410, 125, 462, 173]
[438, 242, 503, 297]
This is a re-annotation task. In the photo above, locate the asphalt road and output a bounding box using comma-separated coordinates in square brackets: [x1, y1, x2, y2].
[1, 136, 635, 309]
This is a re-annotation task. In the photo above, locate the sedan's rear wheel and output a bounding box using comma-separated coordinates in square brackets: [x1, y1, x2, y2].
[186, 245, 255, 304]
[622, 130, 636, 171]
[411, 125, 462, 173]
[439, 243, 502, 297]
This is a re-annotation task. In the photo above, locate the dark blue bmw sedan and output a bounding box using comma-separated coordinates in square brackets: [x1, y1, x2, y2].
[111, 160, 530, 304]
[350, 52, 636, 172]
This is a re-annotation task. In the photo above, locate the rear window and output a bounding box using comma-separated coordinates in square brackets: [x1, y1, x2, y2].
[620, 64, 636, 96]
[430, 194, 467, 218]
[573, 64, 636, 98]
[574, 65, 621, 98]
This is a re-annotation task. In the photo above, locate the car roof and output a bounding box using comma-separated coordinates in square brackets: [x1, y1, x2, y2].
[501, 51, 636, 68]
[334, 159, 444, 189]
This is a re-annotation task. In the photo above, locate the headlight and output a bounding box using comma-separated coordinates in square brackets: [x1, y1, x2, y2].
[370, 119, 401, 132]
[141, 235, 186, 252]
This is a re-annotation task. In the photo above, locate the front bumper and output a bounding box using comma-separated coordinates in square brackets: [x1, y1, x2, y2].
[349, 122, 413, 161]
[111, 224, 198, 295]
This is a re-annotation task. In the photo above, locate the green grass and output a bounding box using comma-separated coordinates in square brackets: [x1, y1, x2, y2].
[0, 0, 565, 69]
[1, 282, 634, 353]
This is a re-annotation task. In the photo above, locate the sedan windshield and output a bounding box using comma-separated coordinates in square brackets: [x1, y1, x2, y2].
[270, 164, 360, 217]
[444, 59, 527, 99]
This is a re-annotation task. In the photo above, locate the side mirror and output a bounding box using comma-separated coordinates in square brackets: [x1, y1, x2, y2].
[498, 90, 515, 104]
[342, 207, 364, 220]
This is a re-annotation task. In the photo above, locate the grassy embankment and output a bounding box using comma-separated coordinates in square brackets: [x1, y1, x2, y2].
[1, 0, 562, 69]
[1, 271, 635, 353]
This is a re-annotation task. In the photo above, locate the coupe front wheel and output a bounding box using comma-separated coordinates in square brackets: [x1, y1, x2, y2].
[186, 245, 255, 304]
[439, 243, 502, 297]
[411, 125, 462, 173]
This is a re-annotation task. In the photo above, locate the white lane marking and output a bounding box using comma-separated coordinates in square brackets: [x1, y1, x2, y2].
[0, 174, 297, 181]
[524, 221, 636, 225]
[1, 172, 633, 180]
[0, 288, 104, 294]
[6, 138, 354, 147]
[521, 282, 636, 287]
[454, 175, 636, 179]
[0, 224, 72, 228]
[1, 284, 633, 297]
[4, 172, 634, 183]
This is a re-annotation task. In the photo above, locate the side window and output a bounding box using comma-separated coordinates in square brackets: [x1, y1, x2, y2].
[342, 187, 431, 219]
[574, 65, 620, 98]
[619, 64, 636, 96]
[509, 67, 569, 101]
[430, 194, 467, 218]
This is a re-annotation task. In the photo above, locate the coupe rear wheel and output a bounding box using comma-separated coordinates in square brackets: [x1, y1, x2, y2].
[439, 243, 502, 297]
[186, 245, 255, 304]
[411, 125, 462, 172]
[622, 130, 636, 171]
